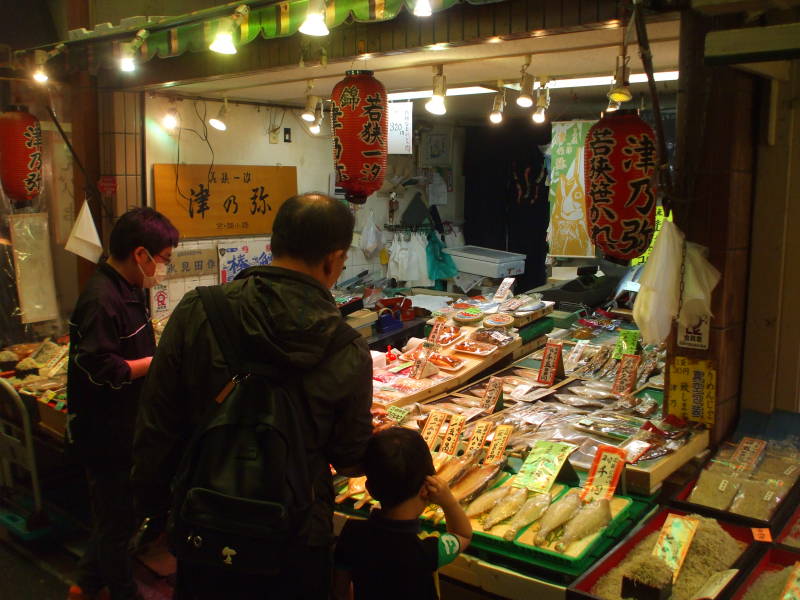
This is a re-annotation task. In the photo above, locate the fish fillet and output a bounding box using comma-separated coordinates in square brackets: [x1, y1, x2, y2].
[451, 462, 502, 504]
[483, 486, 528, 530]
[466, 486, 512, 518]
[555, 498, 611, 552]
[335, 476, 367, 503]
[437, 451, 480, 486]
[535, 490, 582, 545]
[503, 493, 552, 541]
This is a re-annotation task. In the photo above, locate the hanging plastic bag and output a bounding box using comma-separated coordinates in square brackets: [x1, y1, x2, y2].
[633, 220, 684, 345]
[678, 242, 720, 329]
[359, 210, 380, 258]
[427, 231, 459, 281]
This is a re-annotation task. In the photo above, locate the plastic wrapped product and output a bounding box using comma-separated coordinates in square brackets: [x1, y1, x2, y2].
[729, 478, 786, 520]
[687, 469, 742, 511]
[754, 455, 800, 484]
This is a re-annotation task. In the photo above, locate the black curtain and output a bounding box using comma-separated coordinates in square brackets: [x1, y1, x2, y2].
[463, 119, 551, 291]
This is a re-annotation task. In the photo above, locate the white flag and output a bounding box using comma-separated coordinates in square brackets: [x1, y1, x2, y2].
[65, 200, 103, 263]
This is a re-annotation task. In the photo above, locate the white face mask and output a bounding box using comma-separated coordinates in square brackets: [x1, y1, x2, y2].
[139, 250, 168, 288]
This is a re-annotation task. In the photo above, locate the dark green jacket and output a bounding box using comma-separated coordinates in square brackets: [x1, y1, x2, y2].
[132, 266, 373, 546]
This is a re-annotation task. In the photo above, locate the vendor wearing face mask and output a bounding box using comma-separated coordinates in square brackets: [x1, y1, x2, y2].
[67, 207, 178, 600]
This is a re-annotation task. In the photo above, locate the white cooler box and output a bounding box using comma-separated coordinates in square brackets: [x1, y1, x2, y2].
[443, 246, 526, 278]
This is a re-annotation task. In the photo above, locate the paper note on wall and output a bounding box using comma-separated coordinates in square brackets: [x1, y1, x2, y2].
[218, 237, 272, 282]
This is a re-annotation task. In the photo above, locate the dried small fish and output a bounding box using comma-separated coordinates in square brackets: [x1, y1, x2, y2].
[503, 493, 552, 541]
[555, 498, 612, 552]
[335, 476, 367, 503]
[466, 485, 512, 518]
[436, 451, 480, 486]
[483, 486, 528, 530]
[535, 490, 582, 545]
[451, 462, 503, 504]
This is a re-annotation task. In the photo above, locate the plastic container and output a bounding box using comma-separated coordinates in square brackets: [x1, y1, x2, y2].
[443, 246, 526, 278]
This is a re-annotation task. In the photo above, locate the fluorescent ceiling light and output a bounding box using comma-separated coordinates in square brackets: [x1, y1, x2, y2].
[504, 71, 678, 91]
[388, 86, 495, 101]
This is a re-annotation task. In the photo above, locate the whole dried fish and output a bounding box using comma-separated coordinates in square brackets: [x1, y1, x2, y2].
[335, 476, 367, 503]
[451, 462, 503, 504]
[580, 346, 612, 377]
[452, 396, 484, 408]
[535, 490, 582, 545]
[555, 394, 609, 409]
[466, 485, 512, 518]
[597, 356, 619, 380]
[636, 350, 660, 388]
[555, 498, 612, 552]
[583, 380, 615, 392]
[436, 451, 480, 486]
[569, 386, 618, 400]
[503, 493, 552, 541]
[483, 486, 529, 530]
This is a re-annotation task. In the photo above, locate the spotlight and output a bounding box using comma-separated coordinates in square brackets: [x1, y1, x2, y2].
[531, 79, 549, 124]
[516, 57, 534, 108]
[301, 95, 319, 122]
[162, 108, 179, 131]
[309, 104, 324, 135]
[119, 29, 148, 72]
[489, 91, 504, 124]
[31, 45, 64, 84]
[299, 0, 329, 36]
[606, 99, 621, 112]
[413, 0, 432, 17]
[208, 99, 228, 131]
[425, 66, 446, 116]
[608, 55, 632, 103]
[209, 5, 249, 54]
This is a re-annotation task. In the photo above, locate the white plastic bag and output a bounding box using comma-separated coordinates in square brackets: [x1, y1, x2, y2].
[633, 220, 685, 345]
[359, 210, 380, 258]
[679, 242, 720, 328]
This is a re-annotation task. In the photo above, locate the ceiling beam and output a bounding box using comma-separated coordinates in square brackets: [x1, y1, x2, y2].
[735, 60, 791, 80]
[692, 0, 800, 15]
[705, 22, 800, 65]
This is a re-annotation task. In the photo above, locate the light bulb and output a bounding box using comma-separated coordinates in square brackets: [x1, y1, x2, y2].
[532, 106, 546, 124]
[208, 101, 228, 131]
[489, 94, 503, 124]
[208, 117, 226, 131]
[209, 30, 236, 54]
[309, 122, 321, 135]
[299, 0, 329, 36]
[426, 70, 447, 115]
[162, 109, 179, 131]
[413, 0, 432, 17]
[517, 72, 534, 108]
[489, 111, 502, 124]
[606, 100, 620, 112]
[608, 85, 632, 103]
[301, 95, 319, 122]
[33, 69, 48, 83]
[120, 56, 135, 72]
[425, 95, 446, 115]
[608, 56, 631, 103]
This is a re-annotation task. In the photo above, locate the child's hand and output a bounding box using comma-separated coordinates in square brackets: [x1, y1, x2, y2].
[422, 475, 457, 507]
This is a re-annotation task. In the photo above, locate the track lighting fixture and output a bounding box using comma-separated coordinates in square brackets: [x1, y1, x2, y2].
[120, 29, 149, 72]
[413, 0, 433, 17]
[301, 94, 320, 122]
[209, 5, 249, 54]
[608, 55, 632, 103]
[489, 88, 504, 124]
[299, 0, 329, 36]
[162, 107, 179, 131]
[425, 65, 447, 116]
[516, 56, 534, 108]
[309, 104, 324, 135]
[31, 43, 65, 84]
[531, 78, 550, 124]
[208, 98, 229, 131]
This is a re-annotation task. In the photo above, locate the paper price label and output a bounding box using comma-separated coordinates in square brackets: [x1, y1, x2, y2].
[465, 421, 492, 454]
[440, 415, 467, 455]
[420, 410, 448, 448]
[689, 569, 739, 600]
[427, 317, 447, 349]
[482, 377, 504, 414]
[780, 562, 800, 600]
[493, 277, 516, 302]
[731, 437, 767, 471]
[620, 439, 652, 463]
[485, 425, 514, 464]
[514, 441, 577, 493]
[411, 344, 434, 380]
[581, 445, 627, 502]
[613, 329, 641, 360]
[653, 514, 700, 583]
[537, 342, 565, 385]
[387, 361, 414, 373]
[387, 405, 410, 424]
[43, 390, 57, 401]
[612, 354, 642, 395]
[752, 528, 772, 542]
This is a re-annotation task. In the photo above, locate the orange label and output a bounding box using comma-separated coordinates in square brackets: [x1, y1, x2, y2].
[485, 425, 514, 464]
[537, 342, 564, 385]
[440, 415, 467, 455]
[482, 377, 504, 413]
[653, 514, 700, 583]
[420, 410, 448, 448]
[751, 528, 772, 542]
[465, 421, 492, 454]
[427, 317, 447, 349]
[731, 437, 767, 471]
[581, 445, 627, 502]
[612, 354, 641, 395]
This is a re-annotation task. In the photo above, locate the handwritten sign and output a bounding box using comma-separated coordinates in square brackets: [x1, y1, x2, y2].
[514, 441, 576, 493]
[440, 415, 467, 455]
[613, 329, 640, 360]
[482, 377, 504, 414]
[427, 317, 447, 350]
[493, 277, 516, 302]
[153, 164, 297, 239]
[581, 445, 627, 502]
[420, 410, 448, 448]
[411, 343, 435, 380]
[689, 569, 739, 600]
[537, 342, 565, 385]
[779, 562, 800, 600]
[653, 514, 700, 583]
[166, 247, 218, 279]
[612, 354, 642, 395]
[485, 425, 514, 464]
[668, 356, 717, 425]
[388, 101, 413, 155]
[465, 421, 492, 454]
[387, 405, 410, 424]
[731, 437, 767, 471]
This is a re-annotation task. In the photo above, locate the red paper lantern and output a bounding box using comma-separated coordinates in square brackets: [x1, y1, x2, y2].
[584, 110, 658, 263]
[330, 70, 388, 204]
[0, 106, 42, 208]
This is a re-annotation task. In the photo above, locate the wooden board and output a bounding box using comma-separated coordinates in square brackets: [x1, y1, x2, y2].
[153, 164, 297, 239]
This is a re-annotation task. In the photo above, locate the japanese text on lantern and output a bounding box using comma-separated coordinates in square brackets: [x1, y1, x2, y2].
[23, 123, 42, 194]
[587, 127, 618, 245]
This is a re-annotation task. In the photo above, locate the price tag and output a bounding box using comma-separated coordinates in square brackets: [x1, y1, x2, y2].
[780, 562, 800, 600]
[581, 445, 627, 502]
[43, 390, 57, 401]
[520, 412, 552, 428]
[482, 377, 504, 414]
[427, 317, 447, 349]
[751, 528, 772, 542]
[465, 421, 492, 454]
[387, 405, 410, 424]
[493, 277, 516, 302]
[411, 343, 434, 380]
[514, 441, 577, 493]
[537, 342, 565, 385]
[620, 438, 652, 463]
[500, 294, 529, 312]
[54, 400, 66, 411]
[668, 357, 717, 425]
[653, 514, 700, 583]
[612, 354, 642, 395]
[387, 361, 414, 373]
[689, 569, 739, 599]
[731, 437, 767, 471]
[485, 424, 514, 464]
[420, 410, 448, 448]
[440, 415, 467, 455]
[613, 329, 641, 360]
[510, 383, 534, 400]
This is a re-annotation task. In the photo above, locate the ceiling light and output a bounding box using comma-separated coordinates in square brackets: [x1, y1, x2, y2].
[503, 71, 678, 92]
[531, 79, 549, 124]
[608, 55, 632, 103]
[119, 29, 148, 72]
[425, 66, 447, 116]
[428, 43, 448, 51]
[309, 104, 324, 135]
[162, 108, 179, 131]
[606, 99, 621, 112]
[208, 99, 228, 131]
[301, 95, 319, 122]
[413, 0, 433, 17]
[516, 57, 534, 108]
[299, 0, 329, 36]
[387, 86, 493, 101]
[489, 86, 504, 124]
[209, 5, 249, 54]
[31, 44, 64, 84]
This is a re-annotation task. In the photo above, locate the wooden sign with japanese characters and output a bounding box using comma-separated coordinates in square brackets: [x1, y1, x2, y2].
[153, 164, 297, 239]
[537, 342, 565, 385]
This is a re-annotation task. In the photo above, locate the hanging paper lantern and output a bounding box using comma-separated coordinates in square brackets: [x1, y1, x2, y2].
[584, 110, 658, 264]
[330, 70, 388, 204]
[0, 106, 42, 209]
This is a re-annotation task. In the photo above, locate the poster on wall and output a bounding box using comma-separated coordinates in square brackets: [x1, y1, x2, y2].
[388, 102, 413, 155]
[547, 121, 596, 258]
[419, 129, 452, 168]
[218, 237, 273, 283]
[153, 164, 297, 239]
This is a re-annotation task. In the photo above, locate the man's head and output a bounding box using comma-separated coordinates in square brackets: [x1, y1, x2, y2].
[364, 427, 436, 510]
[270, 193, 354, 288]
[109, 207, 179, 288]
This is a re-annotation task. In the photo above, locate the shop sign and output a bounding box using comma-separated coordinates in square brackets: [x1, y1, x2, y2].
[97, 176, 117, 196]
[677, 315, 711, 350]
[653, 514, 700, 582]
[612, 354, 642, 395]
[420, 410, 448, 448]
[537, 342, 565, 385]
[668, 357, 717, 425]
[485, 425, 514, 464]
[218, 238, 273, 283]
[153, 164, 296, 239]
[166, 247, 218, 280]
[465, 421, 492, 454]
[514, 441, 576, 494]
[481, 377, 503, 413]
[581, 445, 626, 502]
[388, 102, 412, 155]
[439, 415, 467, 455]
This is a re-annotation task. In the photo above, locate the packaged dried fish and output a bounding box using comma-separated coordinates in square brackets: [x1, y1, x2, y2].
[568, 385, 618, 400]
[465, 485, 512, 518]
[554, 394, 609, 409]
[687, 469, 743, 511]
[503, 493, 551, 541]
[636, 349, 661, 388]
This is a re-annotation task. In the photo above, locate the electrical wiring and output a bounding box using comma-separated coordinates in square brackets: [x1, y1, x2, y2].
[170, 101, 217, 213]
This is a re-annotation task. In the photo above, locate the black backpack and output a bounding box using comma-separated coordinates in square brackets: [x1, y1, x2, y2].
[168, 284, 360, 575]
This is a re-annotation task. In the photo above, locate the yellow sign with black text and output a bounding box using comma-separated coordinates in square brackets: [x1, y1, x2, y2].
[668, 357, 717, 425]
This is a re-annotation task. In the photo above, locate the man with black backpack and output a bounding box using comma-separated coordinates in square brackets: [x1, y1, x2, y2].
[131, 193, 373, 600]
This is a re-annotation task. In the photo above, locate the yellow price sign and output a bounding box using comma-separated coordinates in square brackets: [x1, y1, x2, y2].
[668, 357, 717, 425]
